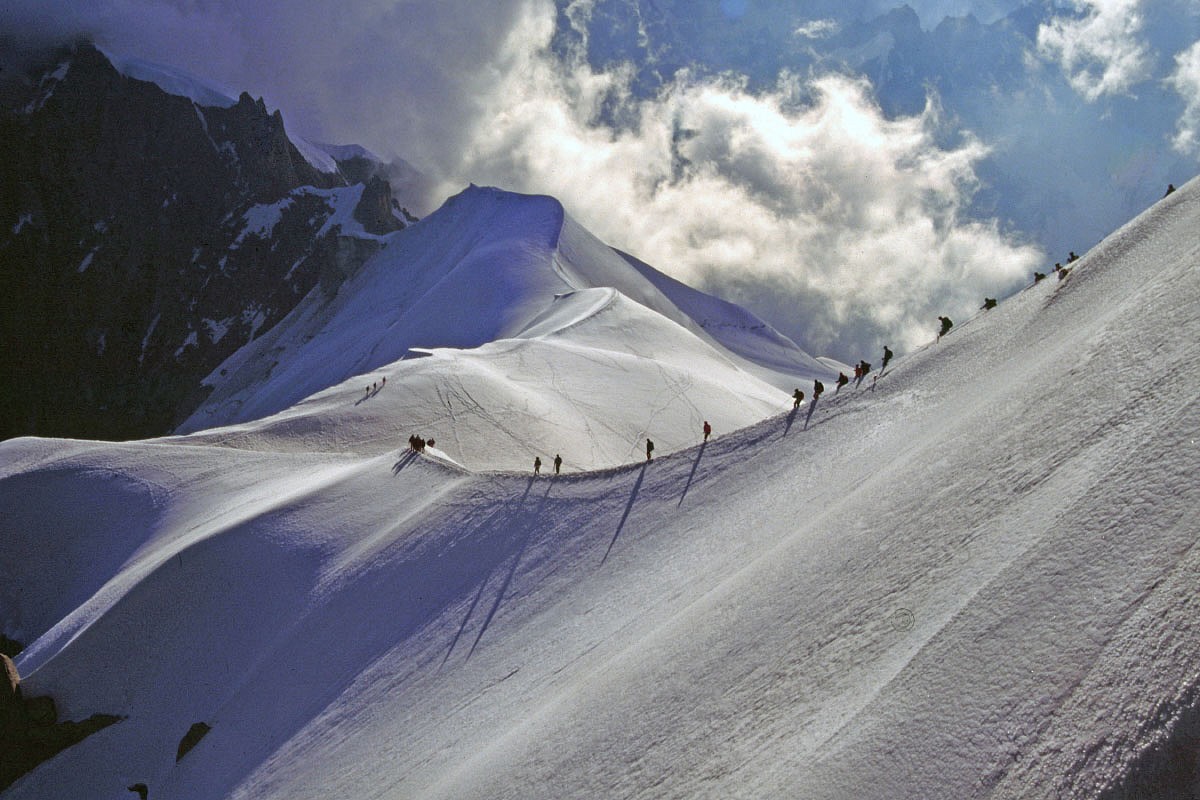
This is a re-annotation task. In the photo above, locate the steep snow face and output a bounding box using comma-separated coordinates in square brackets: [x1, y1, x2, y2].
[612, 247, 839, 383]
[284, 136, 392, 178]
[178, 186, 830, 466]
[287, 133, 341, 174]
[3, 181, 1199, 800]
[312, 141, 381, 163]
[552, 212, 835, 385]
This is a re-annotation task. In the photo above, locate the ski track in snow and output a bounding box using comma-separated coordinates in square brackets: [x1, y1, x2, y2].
[3, 182, 1200, 798]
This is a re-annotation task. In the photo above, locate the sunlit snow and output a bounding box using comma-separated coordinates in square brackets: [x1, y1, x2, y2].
[2, 178, 1199, 799]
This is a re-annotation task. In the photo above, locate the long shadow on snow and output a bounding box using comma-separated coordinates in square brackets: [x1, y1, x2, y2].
[804, 396, 819, 429]
[439, 477, 555, 665]
[465, 478, 553, 659]
[391, 451, 419, 474]
[783, 405, 800, 436]
[678, 441, 706, 508]
[773, 392, 874, 445]
[354, 387, 384, 406]
[602, 463, 646, 565]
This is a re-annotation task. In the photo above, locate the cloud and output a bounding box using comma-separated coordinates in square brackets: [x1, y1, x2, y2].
[1037, 0, 1153, 101]
[1168, 40, 1200, 158]
[441, 4, 1042, 359]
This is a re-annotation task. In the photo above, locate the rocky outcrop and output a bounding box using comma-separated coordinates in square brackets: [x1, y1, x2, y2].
[206, 91, 336, 203]
[353, 175, 405, 236]
[0, 40, 408, 441]
[0, 656, 123, 791]
[176, 721, 212, 762]
[1, 654, 19, 710]
[0, 634, 23, 658]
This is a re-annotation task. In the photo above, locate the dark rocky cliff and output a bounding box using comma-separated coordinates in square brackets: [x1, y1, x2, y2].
[0, 40, 407, 441]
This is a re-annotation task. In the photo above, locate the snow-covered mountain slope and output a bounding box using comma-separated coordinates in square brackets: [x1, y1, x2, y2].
[3, 179, 1200, 798]
[176, 185, 832, 469]
[173, 288, 789, 472]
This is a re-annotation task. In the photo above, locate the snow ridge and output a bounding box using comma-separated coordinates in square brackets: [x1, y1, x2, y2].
[176, 186, 830, 470]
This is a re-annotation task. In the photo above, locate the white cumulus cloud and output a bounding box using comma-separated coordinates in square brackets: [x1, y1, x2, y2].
[1168, 39, 1200, 158]
[441, 3, 1041, 359]
[8, 0, 1043, 361]
[1038, 0, 1153, 101]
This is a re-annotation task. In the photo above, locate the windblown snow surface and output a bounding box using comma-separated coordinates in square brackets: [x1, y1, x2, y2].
[3, 180, 1200, 798]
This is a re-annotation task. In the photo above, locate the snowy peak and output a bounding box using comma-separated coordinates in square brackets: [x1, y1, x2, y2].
[517, 287, 753, 378]
[178, 185, 833, 463]
[175, 284, 788, 471]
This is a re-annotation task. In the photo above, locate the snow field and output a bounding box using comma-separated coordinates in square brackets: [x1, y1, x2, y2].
[1, 180, 1199, 798]
[174, 290, 790, 472]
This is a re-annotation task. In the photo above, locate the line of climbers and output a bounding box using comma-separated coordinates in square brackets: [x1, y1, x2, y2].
[396, 187, 1198, 478]
[1034, 249, 1086, 284]
[363, 376, 387, 399]
[401, 235, 1113, 477]
[533, 428, 663, 474]
[398, 308, 968, 476]
[943, 240, 1099, 347]
[1032, 177, 1178, 293]
[522, 341, 905, 475]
